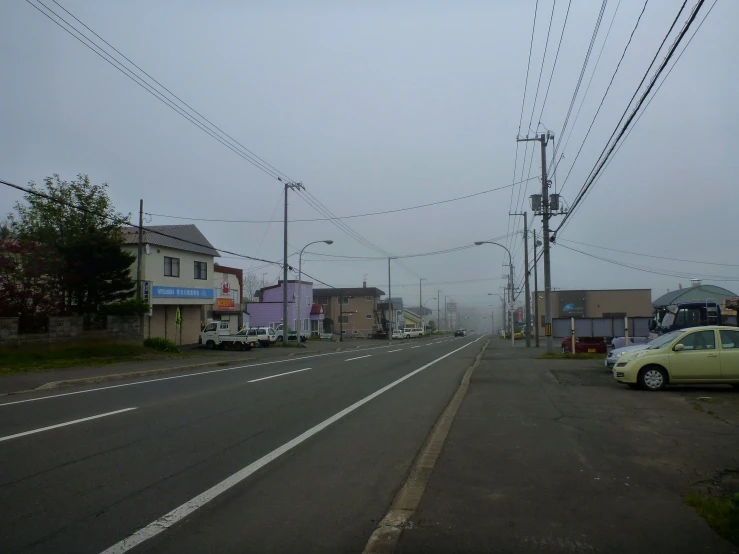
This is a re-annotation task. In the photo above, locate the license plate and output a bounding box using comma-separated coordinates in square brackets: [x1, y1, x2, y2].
[588, 348, 596, 353]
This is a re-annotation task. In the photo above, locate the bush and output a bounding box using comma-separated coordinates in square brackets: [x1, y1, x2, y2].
[144, 337, 180, 352]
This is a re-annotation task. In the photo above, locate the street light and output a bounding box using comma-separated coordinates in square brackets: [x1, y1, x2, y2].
[475, 241, 514, 347]
[419, 278, 427, 330]
[423, 297, 436, 332]
[298, 240, 333, 339]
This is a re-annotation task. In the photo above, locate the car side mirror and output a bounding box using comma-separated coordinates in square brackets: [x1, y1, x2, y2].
[674, 343, 684, 352]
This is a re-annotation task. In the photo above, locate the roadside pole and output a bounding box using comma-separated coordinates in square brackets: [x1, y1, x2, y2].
[533, 229, 540, 347]
[136, 199, 143, 299]
[279, 179, 304, 340]
[510, 212, 531, 347]
[437, 292, 440, 335]
[388, 257, 392, 343]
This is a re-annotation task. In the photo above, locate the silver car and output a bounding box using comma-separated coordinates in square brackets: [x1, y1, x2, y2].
[605, 343, 651, 368]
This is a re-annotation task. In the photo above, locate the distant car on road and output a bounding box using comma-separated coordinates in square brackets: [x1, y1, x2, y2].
[454, 329, 466, 337]
[391, 330, 405, 339]
[613, 326, 739, 391]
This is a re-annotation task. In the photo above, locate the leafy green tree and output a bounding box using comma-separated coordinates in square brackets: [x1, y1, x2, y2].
[7, 174, 135, 315]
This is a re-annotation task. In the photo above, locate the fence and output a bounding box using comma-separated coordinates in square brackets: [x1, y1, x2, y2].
[552, 317, 651, 339]
[0, 315, 140, 347]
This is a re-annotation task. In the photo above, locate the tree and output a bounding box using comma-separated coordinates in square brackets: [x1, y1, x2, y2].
[243, 272, 264, 301]
[6, 174, 135, 315]
[0, 237, 57, 322]
[428, 319, 436, 331]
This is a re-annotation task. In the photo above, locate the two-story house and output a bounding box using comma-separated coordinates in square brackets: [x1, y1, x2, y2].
[209, 263, 244, 331]
[247, 280, 320, 334]
[313, 282, 385, 337]
[123, 224, 218, 345]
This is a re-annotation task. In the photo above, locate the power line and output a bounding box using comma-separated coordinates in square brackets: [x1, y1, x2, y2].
[144, 179, 536, 224]
[558, 242, 739, 281]
[556, 0, 707, 234]
[556, 0, 650, 195]
[506, 0, 540, 256]
[535, 0, 573, 128]
[557, 237, 739, 267]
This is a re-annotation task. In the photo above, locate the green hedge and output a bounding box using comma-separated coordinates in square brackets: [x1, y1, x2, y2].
[143, 337, 180, 353]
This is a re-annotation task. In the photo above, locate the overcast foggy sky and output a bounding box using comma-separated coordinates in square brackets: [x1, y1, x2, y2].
[2, 0, 737, 319]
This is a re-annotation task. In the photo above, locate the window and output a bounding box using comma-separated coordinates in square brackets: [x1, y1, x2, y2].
[315, 296, 328, 305]
[675, 308, 702, 327]
[339, 315, 349, 324]
[304, 318, 309, 330]
[366, 314, 372, 319]
[164, 256, 180, 277]
[339, 297, 349, 305]
[365, 296, 373, 301]
[720, 330, 739, 349]
[307, 296, 311, 306]
[204, 323, 217, 332]
[677, 330, 716, 351]
[194, 261, 207, 280]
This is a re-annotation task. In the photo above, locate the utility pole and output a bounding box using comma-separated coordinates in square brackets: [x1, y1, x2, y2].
[419, 278, 426, 330]
[533, 229, 540, 348]
[437, 291, 440, 334]
[388, 257, 392, 342]
[136, 199, 144, 300]
[279, 178, 304, 338]
[339, 291, 343, 342]
[510, 212, 531, 347]
[518, 132, 553, 353]
[444, 295, 448, 331]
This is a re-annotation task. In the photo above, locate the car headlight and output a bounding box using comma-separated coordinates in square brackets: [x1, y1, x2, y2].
[616, 351, 627, 358]
[625, 351, 648, 362]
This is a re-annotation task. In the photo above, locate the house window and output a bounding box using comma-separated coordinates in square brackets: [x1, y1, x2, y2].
[194, 261, 207, 280]
[339, 315, 349, 324]
[366, 314, 372, 319]
[304, 318, 309, 330]
[339, 297, 349, 304]
[307, 296, 311, 306]
[365, 296, 373, 301]
[315, 296, 328, 305]
[164, 256, 180, 277]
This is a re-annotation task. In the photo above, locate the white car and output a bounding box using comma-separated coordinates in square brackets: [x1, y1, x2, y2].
[248, 327, 277, 347]
[392, 330, 405, 339]
[404, 328, 422, 338]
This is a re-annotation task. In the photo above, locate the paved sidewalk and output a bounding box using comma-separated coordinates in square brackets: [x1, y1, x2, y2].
[0, 338, 391, 395]
[395, 341, 737, 553]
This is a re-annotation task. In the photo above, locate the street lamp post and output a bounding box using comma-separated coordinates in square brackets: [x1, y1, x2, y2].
[476, 241, 514, 347]
[298, 240, 333, 339]
[419, 278, 427, 330]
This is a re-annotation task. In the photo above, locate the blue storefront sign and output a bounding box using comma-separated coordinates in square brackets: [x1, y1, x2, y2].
[152, 286, 214, 299]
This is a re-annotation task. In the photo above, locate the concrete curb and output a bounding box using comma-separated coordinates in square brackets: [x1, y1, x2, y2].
[362, 338, 490, 554]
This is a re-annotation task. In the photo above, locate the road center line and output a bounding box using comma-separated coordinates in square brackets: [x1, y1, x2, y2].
[387, 349, 402, 353]
[248, 368, 310, 382]
[99, 336, 483, 554]
[0, 407, 137, 443]
[345, 355, 372, 362]
[411, 346, 421, 349]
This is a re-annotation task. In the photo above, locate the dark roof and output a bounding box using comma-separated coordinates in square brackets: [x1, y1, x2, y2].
[123, 224, 219, 257]
[378, 297, 404, 310]
[652, 284, 738, 307]
[313, 287, 385, 297]
[310, 304, 323, 315]
[406, 306, 433, 316]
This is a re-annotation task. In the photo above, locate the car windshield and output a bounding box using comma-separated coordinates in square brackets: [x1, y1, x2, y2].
[648, 330, 682, 349]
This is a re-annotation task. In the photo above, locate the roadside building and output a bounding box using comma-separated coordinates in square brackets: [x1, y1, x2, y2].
[535, 288, 652, 337]
[406, 306, 434, 330]
[208, 263, 245, 331]
[378, 297, 405, 332]
[403, 310, 422, 329]
[123, 224, 218, 345]
[313, 282, 385, 337]
[652, 280, 737, 307]
[247, 280, 314, 333]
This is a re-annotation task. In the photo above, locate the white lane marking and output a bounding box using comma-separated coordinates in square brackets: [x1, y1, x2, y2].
[0, 343, 404, 407]
[0, 407, 137, 443]
[100, 336, 484, 554]
[387, 349, 402, 353]
[248, 368, 310, 383]
[345, 355, 372, 362]
[411, 346, 421, 349]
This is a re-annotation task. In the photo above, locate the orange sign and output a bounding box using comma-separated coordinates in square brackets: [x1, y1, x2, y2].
[217, 297, 235, 309]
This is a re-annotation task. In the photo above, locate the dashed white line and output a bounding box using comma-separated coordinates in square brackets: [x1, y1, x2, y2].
[0, 407, 137, 443]
[99, 336, 484, 554]
[387, 349, 402, 353]
[345, 355, 372, 362]
[248, 368, 311, 382]
[411, 346, 421, 349]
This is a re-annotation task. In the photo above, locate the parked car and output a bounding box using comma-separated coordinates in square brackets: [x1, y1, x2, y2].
[611, 336, 650, 350]
[606, 342, 652, 368]
[613, 326, 739, 391]
[405, 328, 422, 338]
[454, 329, 466, 337]
[274, 324, 307, 342]
[561, 336, 607, 354]
[248, 326, 277, 347]
[391, 330, 405, 339]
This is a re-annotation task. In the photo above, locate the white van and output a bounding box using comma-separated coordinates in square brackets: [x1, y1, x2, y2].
[248, 326, 277, 347]
[404, 328, 423, 338]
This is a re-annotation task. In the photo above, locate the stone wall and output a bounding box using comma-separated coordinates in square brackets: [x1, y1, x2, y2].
[0, 316, 141, 347]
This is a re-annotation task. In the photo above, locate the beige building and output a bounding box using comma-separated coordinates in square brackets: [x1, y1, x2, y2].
[123, 224, 219, 345]
[535, 289, 652, 337]
[313, 283, 385, 337]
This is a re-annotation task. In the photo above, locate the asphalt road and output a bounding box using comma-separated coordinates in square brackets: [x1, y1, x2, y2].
[0, 334, 485, 554]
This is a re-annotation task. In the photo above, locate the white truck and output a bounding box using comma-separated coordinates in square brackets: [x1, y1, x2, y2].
[199, 321, 258, 351]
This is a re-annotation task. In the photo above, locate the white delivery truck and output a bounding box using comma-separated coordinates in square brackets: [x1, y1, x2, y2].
[199, 321, 258, 351]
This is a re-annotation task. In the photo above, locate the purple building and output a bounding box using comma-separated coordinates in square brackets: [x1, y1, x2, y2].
[247, 280, 324, 335]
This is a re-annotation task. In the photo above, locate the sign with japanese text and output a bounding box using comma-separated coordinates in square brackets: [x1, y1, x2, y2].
[152, 286, 214, 299]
